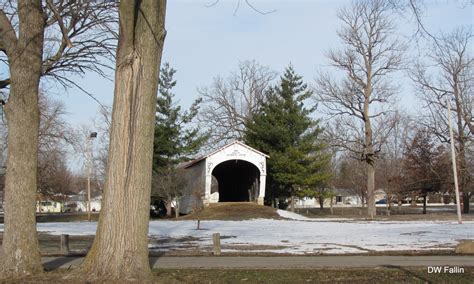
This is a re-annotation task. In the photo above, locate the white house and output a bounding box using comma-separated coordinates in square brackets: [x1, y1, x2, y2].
[295, 188, 364, 208]
[179, 141, 268, 214]
[65, 191, 102, 212]
[36, 200, 63, 213]
[296, 188, 388, 208]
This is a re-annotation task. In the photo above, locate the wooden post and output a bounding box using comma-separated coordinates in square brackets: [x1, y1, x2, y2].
[60, 234, 70, 255]
[212, 233, 221, 255]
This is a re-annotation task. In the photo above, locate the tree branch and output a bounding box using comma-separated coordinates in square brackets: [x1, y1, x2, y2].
[0, 78, 10, 89]
[46, 0, 73, 48]
[0, 9, 17, 55]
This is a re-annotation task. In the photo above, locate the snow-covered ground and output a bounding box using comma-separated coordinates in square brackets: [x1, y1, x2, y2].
[1, 211, 472, 254]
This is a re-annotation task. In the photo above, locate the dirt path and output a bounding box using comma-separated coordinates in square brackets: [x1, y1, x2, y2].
[42, 255, 474, 270]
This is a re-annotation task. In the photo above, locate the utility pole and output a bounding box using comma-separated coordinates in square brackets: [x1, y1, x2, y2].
[447, 100, 462, 224]
[87, 132, 97, 221]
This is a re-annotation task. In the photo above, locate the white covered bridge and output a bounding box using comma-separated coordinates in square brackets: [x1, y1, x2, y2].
[179, 141, 268, 213]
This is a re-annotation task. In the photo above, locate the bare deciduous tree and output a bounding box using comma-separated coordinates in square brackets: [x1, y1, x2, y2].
[152, 167, 186, 218]
[78, 1, 167, 281]
[376, 112, 412, 210]
[316, 0, 405, 218]
[0, 0, 117, 276]
[411, 27, 473, 212]
[37, 94, 72, 197]
[198, 60, 276, 148]
[0, 1, 46, 276]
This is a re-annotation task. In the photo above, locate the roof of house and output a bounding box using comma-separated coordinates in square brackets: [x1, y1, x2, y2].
[182, 140, 269, 169]
[331, 188, 360, 197]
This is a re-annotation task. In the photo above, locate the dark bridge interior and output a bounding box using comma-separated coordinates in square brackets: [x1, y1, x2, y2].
[212, 160, 260, 202]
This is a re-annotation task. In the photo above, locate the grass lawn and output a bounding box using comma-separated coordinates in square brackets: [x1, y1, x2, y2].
[7, 268, 474, 283]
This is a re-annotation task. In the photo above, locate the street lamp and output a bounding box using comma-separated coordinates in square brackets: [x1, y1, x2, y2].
[87, 131, 97, 221]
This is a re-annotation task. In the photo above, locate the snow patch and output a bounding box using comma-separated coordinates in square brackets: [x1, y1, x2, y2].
[276, 209, 311, 220]
[1, 219, 472, 255]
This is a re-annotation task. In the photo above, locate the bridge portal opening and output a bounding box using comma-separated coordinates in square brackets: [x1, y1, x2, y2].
[211, 160, 260, 202]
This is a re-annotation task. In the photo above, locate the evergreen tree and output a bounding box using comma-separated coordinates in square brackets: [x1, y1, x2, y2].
[152, 63, 207, 215]
[245, 65, 331, 209]
[153, 63, 207, 171]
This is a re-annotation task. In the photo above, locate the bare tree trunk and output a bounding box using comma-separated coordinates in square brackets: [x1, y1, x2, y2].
[79, 1, 166, 281]
[411, 193, 417, 207]
[364, 84, 376, 218]
[290, 195, 295, 212]
[463, 192, 471, 214]
[386, 194, 391, 216]
[165, 200, 172, 217]
[0, 1, 45, 277]
[367, 162, 376, 218]
[175, 199, 179, 218]
[330, 196, 334, 215]
[397, 194, 402, 212]
[319, 196, 324, 210]
[422, 194, 427, 214]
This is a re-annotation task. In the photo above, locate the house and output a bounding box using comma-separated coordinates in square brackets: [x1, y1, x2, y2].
[179, 141, 268, 214]
[36, 200, 63, 213]
[65, 190, 102, 212]
[295, 188, 364, 208]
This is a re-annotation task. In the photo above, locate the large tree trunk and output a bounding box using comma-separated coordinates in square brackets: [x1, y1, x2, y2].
[79, 1, 166, 281]
[0, 1, 45, 278]
[364, 84, 376, 218]
[366, 162, 376, 218]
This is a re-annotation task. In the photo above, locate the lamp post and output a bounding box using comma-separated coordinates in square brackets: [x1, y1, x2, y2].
[87, 131, 97, 221]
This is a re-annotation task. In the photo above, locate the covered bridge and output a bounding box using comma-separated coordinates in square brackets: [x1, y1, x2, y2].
[179, 141, 268, 213]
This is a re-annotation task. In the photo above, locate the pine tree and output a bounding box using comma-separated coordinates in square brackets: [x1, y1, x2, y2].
[153, 63, 207, 170]
[245, 65, 331, 210]
[152, 63, 207, 215]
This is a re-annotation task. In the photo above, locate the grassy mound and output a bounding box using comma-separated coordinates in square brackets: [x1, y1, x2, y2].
[180, 202, 280, 221]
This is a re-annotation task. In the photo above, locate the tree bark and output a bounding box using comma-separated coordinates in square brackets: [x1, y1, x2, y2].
[290, 195, 295, 212]
[175, 199, 179, 218]
[463, 192, 470, 214]
[422, 194, 427, 214]
[367, 162, 376, 218]
[0, 1, 45, 278]
[79, 1, 166, 281]
[319, 196, 324, 210]
[165, 200, 172, 217]
[364, 80, 376, 219]
[329, 196, 334, 215]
